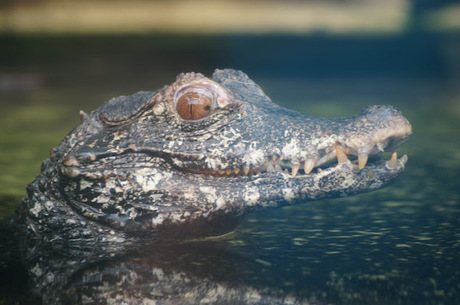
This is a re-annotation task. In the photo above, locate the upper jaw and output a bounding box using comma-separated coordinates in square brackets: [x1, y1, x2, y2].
[171, 104, 412, 179]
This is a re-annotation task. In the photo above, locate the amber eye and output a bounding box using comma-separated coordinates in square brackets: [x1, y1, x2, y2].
[175, 92, 213, 121]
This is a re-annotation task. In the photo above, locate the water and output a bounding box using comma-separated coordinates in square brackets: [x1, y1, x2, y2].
[1, 34, 459, 304]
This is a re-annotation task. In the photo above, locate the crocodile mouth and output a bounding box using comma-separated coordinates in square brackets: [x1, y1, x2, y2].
[185, 145, 408, 179]
[61, 136, 409, 180]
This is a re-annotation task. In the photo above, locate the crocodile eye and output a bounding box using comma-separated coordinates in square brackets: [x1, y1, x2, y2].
[175, 91, 213, 121]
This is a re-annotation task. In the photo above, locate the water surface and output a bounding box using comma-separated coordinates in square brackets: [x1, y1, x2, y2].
[0, 35, 459, 304]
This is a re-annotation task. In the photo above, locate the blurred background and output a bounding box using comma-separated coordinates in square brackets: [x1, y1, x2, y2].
[0, 0, 459, 216]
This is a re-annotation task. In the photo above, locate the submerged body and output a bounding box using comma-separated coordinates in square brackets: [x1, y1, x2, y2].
[15, 69, 411, 245]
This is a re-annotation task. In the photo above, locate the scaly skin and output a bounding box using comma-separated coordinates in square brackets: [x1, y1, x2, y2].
[15, 69, 412, 246]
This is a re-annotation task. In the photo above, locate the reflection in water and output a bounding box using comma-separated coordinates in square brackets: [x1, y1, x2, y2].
[20, 233, 311, 305]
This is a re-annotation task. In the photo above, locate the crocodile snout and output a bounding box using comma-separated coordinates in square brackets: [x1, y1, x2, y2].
[333, 104, 412, 170]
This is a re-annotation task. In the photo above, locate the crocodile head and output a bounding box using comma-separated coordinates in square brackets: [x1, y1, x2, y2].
[32, 69, 411, 240]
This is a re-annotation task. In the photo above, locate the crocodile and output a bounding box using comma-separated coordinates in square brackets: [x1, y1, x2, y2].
[6, 68, 412, 305]
[14, 69, 412, 248]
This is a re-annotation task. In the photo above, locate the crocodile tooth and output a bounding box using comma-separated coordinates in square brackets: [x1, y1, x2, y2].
[335, 146, 349, 164]
[291, 161, 300, 177]
[226, 169, 232, 176]
[358, 153, 368, 170]
[79, 110, 88, 121]
[304, 159, 316, 174]
[400, 154, 408, 165]
[272, 156, 278, 162]
[317, 151, 336, 166]
[234, 168, 241, 175]
[243, 166, 250, 176]
[386, 152, 398, 169]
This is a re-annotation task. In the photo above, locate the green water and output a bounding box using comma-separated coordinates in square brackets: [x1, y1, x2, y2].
[1, 35, 459, 304]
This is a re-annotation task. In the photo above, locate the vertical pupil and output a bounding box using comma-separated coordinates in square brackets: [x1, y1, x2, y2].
[176, 92, 212, 120]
